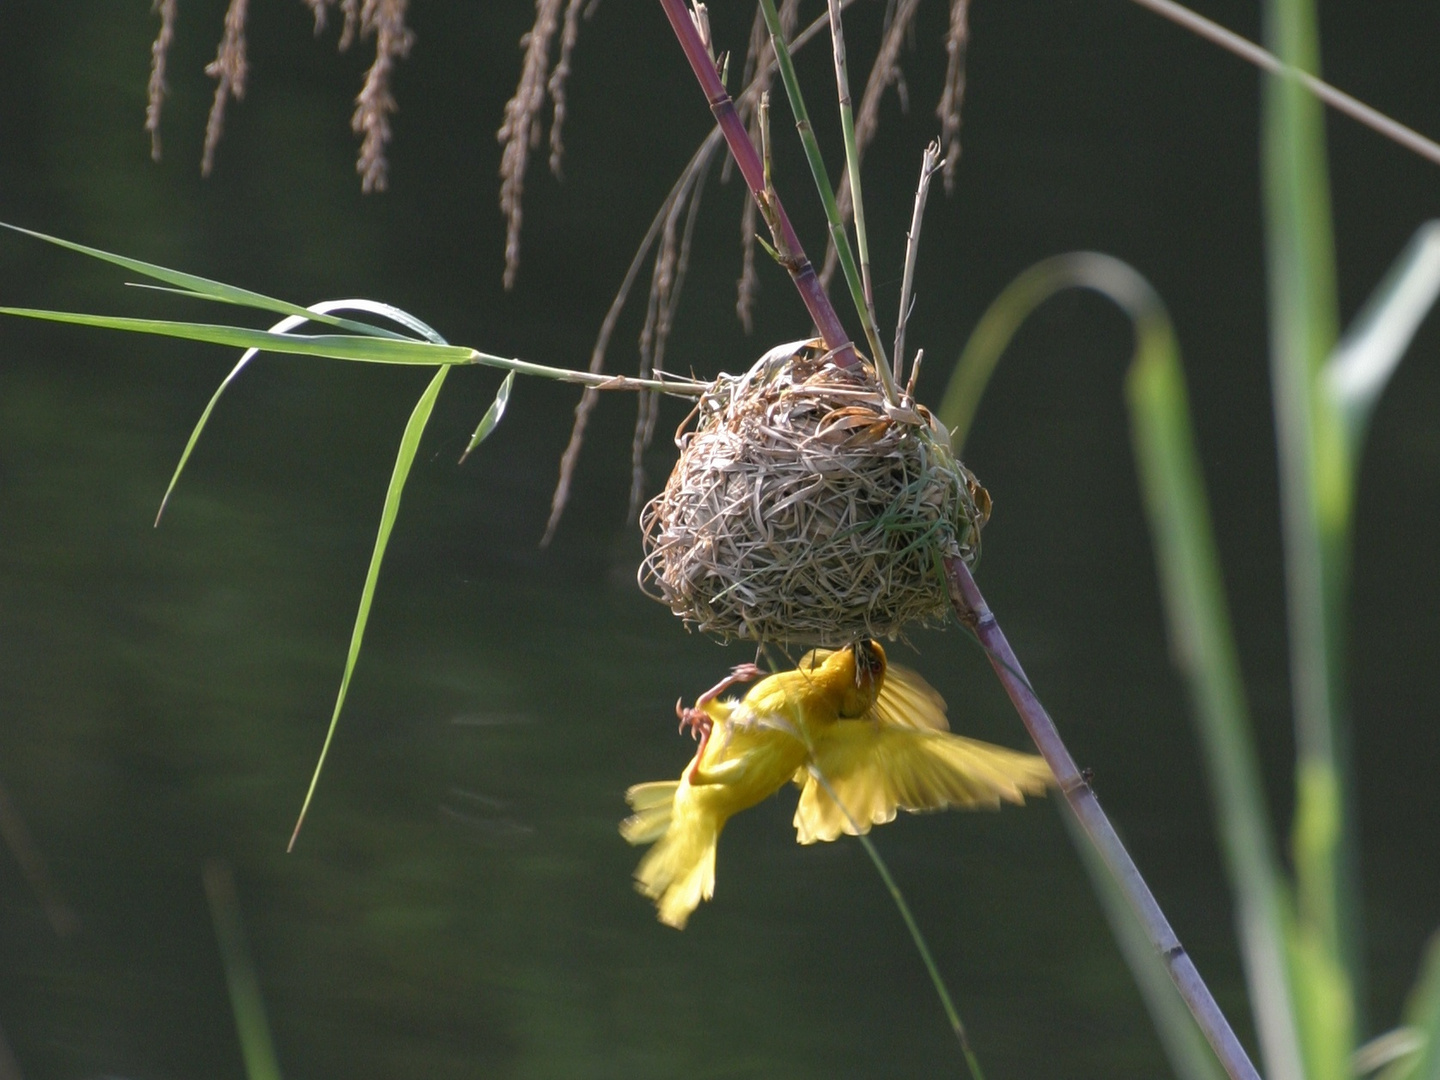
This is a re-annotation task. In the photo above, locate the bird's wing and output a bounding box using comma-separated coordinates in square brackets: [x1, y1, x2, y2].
[871, 662, 949, 731]
[793, 723, 1052, 844]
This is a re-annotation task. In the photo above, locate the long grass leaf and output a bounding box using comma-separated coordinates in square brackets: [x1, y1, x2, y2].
[288, 365, 451, 851]
[0, 221, 404, 336]
[1324, 221, 1440, 450]
[1378, 931, 1440, 1080]
[0, 307, 475, 366]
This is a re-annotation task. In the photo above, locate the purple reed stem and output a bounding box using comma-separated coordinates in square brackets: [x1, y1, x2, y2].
[655, 0, 859, 369]
[945, 555, 1261, 1080]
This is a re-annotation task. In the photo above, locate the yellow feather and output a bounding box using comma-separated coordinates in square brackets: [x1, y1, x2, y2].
[794, 723, 1052, 844]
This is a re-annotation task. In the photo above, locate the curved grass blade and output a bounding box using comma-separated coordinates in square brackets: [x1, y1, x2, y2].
[288, 364, 451, 851]
[156, 300, 451, 525]
[1324, 220, 1440, 452]
[459, 371, 515, 464]
[937, 253, 1304, 1079]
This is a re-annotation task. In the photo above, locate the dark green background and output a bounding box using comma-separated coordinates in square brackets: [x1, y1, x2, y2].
[1, 1, 1438, 1076]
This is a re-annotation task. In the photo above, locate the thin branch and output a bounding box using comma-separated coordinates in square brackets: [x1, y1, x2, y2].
[826, 0, 886, 382]
[1129, 0, 1440, 168]
[819, 0, 921, 292]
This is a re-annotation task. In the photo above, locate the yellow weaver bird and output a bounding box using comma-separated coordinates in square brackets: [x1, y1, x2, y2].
[620, 640, 1052, 928]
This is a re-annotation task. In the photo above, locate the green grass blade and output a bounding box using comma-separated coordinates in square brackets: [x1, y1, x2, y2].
[1262, 0, 1357, 1060]
[287, 365, 451, 851]
[1125, 301, 1306, 1080]
[0, 307, 476, 365]
[459, 371, 514, 464]
[1324, 221, 1440, 451]
[0, 221, 389, 335]
[202, 858, 283, 1080]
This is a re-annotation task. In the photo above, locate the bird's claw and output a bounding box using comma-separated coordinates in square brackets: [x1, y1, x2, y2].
[675, 698, 712, 741]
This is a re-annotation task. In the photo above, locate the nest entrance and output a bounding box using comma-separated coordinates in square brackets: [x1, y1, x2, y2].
[640, 340, 990, 646]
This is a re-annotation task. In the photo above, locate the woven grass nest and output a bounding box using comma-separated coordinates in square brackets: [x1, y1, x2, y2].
[639, 339, 991, 646]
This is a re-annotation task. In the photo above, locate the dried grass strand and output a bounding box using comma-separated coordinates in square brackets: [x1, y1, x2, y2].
[145, 0, 178, 162]
[201, 0, 249, 178]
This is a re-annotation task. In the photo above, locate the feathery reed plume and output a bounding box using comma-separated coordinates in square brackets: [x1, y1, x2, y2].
[936, 0, 970, 192]
[338, 0, 360, 50]
[546, 0, 587, 178]
[541, 133, 725, 546]
[818, 0, 921, 290]
[302, 0, 336, 34]
[628, 155, 709, 522]
[201, 0, 249, 178]
[499, 0, 564, 289]
[145, 0, 178, 162]
[352, 0, 415, 193]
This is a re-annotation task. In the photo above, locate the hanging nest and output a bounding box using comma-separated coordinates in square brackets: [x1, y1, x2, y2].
[639, 339, 991, 646]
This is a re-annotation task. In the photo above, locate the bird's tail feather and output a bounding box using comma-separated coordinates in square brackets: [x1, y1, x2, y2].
[620, 783, 720, 929]
[620, 781, 678, 844]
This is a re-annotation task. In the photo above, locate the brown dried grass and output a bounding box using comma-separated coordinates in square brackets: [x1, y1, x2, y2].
[640, 340, 989, 646]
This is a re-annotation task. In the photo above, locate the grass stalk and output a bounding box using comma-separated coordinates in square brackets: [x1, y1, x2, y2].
[1126, 0, 1440, 168]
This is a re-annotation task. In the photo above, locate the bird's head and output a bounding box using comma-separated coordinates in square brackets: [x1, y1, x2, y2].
[838, 638, 887, 718]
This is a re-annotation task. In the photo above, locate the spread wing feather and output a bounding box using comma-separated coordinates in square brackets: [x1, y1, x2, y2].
[793, 723, 1052, 844]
